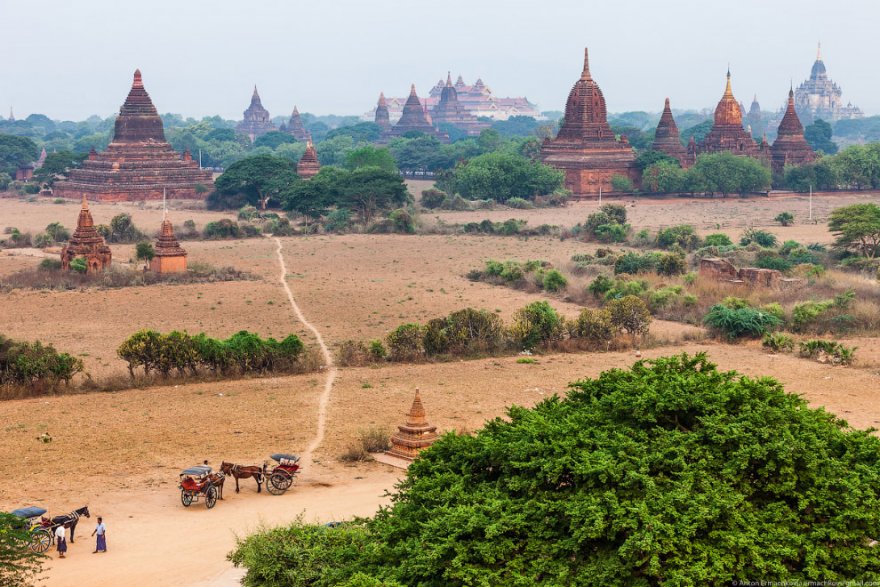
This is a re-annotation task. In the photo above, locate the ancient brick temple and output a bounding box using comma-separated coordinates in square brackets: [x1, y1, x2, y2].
[236, 86, 276, 141]
[430, 73, 489, 136]
[150, 214, 187, 273]
[698, 70, 759, 157]
[746, 95, 764, 139]
[285, 106, 310, 141]
[296, 141, 321, 179]
[53, 70, 214, 202]
[652, 98, 689, 167]
[771, 87, 815, 176]
[384, 85, 448, 142]
[374, 92, 391, 132]
[61, 196, 112, 272]
[540, 48, 638, 196]
[386, 389, 438, 461]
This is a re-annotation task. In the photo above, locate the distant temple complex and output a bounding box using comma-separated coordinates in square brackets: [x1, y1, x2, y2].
[771, 87, 815, 176]
[697, 70, 760, 157]
[652, 98, 689, 167]
[296, 140, 321, 178]
[746, 96, 764, 139]
[383, 85, 449, 142]
[236, 86, 276, 141]
[386, 389, 438, 461]
[61, 196, 112, 273]
[282, 106, 310, 141]
[53, 70, 213, 202]
[430, 73, 490, 136]
[539, 48, 638, 196]
[795, 44, 862, 124]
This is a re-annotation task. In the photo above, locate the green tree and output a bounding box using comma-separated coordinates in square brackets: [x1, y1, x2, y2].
[344, 146, 397, 173]
[0, 512, 46, 587]
[642, 160, 687, 193]
[136, 241, 155, 268]
[510, 301, 563, 350]
[338, 167, 410, 224]
[775, 212, 794, 226]
[804, 119, 838, 154]
[0, 134, 39, 175]
[253, 131, 296, 150]
[213, 154, 299, 210]
[441, 152, 563, 202]
[32, 151, 87, 186]
[606, 295, 652, 345]
[828, 203, 880, 258]
[688, 152, 771, 195]
[324, 122, 382, 144]
[390, 136, 444, 176]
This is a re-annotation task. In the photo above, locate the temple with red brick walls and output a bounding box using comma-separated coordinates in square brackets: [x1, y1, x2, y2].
[53, 70, 214, 202]
[383, 85, 448, 142]
[540, 48, 638, 196]
[150, 213, 187, 273]
[430, 73, 490, 136]
[284, 106, 310, 141]
[651, 98, 689, 167]
[386, 389, 438, 461]
[698, 70, 759, 157]
[296, 140, 321, 179]
[61, 196, 112, 273]
[236, 86, 276, 141]
[771, 87, 815, 176]
[374, 92, 391, 131]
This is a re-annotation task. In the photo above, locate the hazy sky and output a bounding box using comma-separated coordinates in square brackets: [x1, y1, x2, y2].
[2, 0, 876, 121]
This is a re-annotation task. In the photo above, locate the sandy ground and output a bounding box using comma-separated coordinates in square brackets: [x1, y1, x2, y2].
[1, 194, 880, 585]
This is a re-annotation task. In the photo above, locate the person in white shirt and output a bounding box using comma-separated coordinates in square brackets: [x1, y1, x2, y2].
[55, 523, 68, 558]
[91, 517, 107, 553]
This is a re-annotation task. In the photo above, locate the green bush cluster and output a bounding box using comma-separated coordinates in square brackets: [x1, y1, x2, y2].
[798, 340, 857, 365]
[203, 219, 262, 239]
[0, 334, 84, 391]
[703, 304, 782, 339]
[472, 259, 566, 293]
[581, 204, 630, 243]
[656, 224, 700, 250]
[117, 329, 304, 378]
[461, 218, 556, 237]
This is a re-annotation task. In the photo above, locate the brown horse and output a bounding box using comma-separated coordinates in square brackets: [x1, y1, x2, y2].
[220, 461, 264, 493]
[206, 471, 226, 500]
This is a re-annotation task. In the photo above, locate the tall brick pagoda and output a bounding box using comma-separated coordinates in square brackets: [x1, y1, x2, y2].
[540, 48, 638, 196]
[652, 98, 688, 167]
[236, 86, 275, 141]
[386, 389, 438, 461]
[431, 73, 489, 136]
[54, 70, 214, 202]
[61, 196, 112, 273]
[698, 70, 759, 157]
[385, 85, 448, 142]
[374, 92, 391, 132]
[285, 106, 310, 141]
[771, 87, 815, 176]
[296, 140, 321, 179]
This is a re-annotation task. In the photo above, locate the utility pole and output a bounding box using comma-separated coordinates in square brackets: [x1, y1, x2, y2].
[809, 184, 813, 222]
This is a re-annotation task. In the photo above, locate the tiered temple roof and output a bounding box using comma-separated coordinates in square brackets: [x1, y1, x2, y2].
[285, 106, 310, 141]
[53, 70, 214, 202]
[236, 86, 276, 141]
[430, 73, 490, 136]
[296, 140, 321, 179]
[539, 48, 638, 196]
[795, 43, 862, 123]
[651, 98, 688, 167]
[698, 70, 759, 157]
[384, 85, 448, 142]
[374, 92, 391, 131]
[771, 87, 815, 175]
[61, 196, 112, 273]
[386, 389, 439, 461]
[150, 211, 187, 273]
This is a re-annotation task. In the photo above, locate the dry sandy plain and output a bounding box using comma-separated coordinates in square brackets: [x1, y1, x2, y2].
[1, 191, 880, 586]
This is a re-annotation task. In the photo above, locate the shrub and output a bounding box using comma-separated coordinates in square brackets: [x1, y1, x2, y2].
[722, 296, 751, 310]
[506, 197, 534, 209]
[203, 219, 244, 239]
[238, 205, 259, 221]
[587, 274, 614, 298]
[368, 340, 387, 361]
[610, 174, 634, 193]
[570, 308, 614, 347]
[649, 286, 683, 310]
[761, 303, 785, 321]
[422, 308, 506, 357]
[38, 258, 62, 272]
[740, 228, 778, 247]
[791, 300, 835, 332]
[703, 233, 733, 247]
[32, 233, 52, 248]
[606, 295, 652, 344]
[325, 209, 352, 232]
[387, 208, 416, 234]
[703, 305, 781, 339]
[775, 212, 794, 226]
[656, 225, 700, 250]
[593, 222, 629, 243]
[44, 222, 70, 242]
[541, 269, 568, 292]
[762, 332, 794, 353]
[614, 252, 658, 275]
[0, 334, 84, 391]
[510, 301, 563, 350]
[69, 257, 87, 273]
[420, 188, 447, 209]
[657, 253, 687, 276]
[798, 340, 857, 365]
[605, 278, 649, 301]
[600, 204, 627, 224]
[386, 324, 425, 361]
[754, 253, 793, 272]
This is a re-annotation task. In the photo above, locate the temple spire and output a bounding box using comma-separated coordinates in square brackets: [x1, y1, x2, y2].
[409, 83, 417, 97]
[81, 194, 89, 210]
[378, 92, 386, 106]
[817, 41, 822, 61]
[581, 47, 591, 80]
[133, 69, 143, 89]
[162, 187, 167, 220]
[723, 68, 733, 97]
[446, 71, 453, 87]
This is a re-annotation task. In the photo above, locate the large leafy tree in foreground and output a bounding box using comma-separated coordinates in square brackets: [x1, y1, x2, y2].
[0, 512, 45, 587]
[231, 354, 880, 586]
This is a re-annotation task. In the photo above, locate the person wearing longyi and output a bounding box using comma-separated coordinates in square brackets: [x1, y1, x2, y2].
[91, 516, 107, 553]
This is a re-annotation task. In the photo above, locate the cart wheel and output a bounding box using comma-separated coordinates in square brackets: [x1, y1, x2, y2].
[266, 472, 288, 495]
[205, 485, 218, 509]
[30, 529, 52, 553]
[181, 490, 194, 507]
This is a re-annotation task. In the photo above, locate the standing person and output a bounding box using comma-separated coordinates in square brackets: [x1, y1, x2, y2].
[91, 517, 107, 553]
[55, 523, 68, 558]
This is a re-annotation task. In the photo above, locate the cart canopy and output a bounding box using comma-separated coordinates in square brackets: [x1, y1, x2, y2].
[180, 466, 212, 477]
[271, 453, 300, 465]
[11, 506, 47, 519]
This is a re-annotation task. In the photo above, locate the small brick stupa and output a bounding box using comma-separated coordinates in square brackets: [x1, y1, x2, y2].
[61, 196, 112, 273]
[386, 389, 438, 461]
[296, 140, 321, 179]
[652, 98, 689, 167]
[236, 86, 276, 141]
[286, 106, 310, 141]
[385, 85, 448, 142]
[374, 92, 391, 132]
[771, 87, 815, 176]
[53, 70, 213, 202]
[150, 208, 187, 273]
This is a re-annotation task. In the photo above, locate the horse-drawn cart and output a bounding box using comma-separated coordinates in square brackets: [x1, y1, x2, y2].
[264, 453, 300, 495]
[11, 506, 53, 553]
[179, 466, 221, 509]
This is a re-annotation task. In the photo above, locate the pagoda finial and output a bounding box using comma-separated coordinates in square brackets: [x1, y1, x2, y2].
[817, 41, 822, 61]
[581, 47, 591, 80]
[378, 92, 386, 106]
[723, 68, 733, 97]
[81, 194, 89, 210]
[410, 83, 417, 96]
[293, 105, 299, 115]
[446, 71, 452, 87]
[664, 97, 670, 108]
[133, 69, 143, 89]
